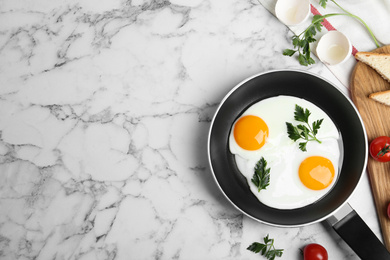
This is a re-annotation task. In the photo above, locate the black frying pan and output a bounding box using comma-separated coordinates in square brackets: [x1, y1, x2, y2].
[207, 70, 390, 259]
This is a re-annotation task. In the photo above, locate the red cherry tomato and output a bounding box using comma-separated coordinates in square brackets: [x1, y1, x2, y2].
[387, 203, 390, 219]
[370, 136, 390, 162]
[303, 243, 328, 260]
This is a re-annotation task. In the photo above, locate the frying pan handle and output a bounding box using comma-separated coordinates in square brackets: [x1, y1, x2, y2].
[327, 203, 390, 259]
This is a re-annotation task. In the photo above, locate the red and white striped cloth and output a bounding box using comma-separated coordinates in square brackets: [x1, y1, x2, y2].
[258, 0, 390, 87]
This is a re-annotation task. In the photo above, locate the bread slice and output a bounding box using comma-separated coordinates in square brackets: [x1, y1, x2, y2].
[369, 89, 390, 107]
[355, 52, 390, 84]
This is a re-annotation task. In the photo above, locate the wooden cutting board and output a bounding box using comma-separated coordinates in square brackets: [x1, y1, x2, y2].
[350, 45, 390, 250]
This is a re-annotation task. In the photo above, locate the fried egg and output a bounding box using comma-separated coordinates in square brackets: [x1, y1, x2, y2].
[229, 95, 342, 209]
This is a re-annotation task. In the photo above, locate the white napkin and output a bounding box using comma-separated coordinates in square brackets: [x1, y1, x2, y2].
[258, 0, 390, 87]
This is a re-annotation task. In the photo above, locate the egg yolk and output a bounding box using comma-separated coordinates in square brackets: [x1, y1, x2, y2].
[299, 156, 335, 190]
[233, 115, 269, 150]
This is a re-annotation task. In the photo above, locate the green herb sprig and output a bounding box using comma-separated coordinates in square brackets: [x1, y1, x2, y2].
[251, 157, 270, 192]
[283, 14, 324, 66]
[247, 234, 284, 260]
[283, 0, 380, 66]
[286, 105, 323, 152]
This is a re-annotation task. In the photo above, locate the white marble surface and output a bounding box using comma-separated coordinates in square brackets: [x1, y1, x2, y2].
[0, 0, 382, 259]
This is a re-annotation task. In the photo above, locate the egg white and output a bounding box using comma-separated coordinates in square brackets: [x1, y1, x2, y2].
[229, 96, 342, 209]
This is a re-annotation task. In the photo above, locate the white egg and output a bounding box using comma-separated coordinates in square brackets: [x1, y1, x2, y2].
[229, 96, 342, 209]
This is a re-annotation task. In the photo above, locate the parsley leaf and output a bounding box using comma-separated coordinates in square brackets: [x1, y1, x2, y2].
[319, 0, 328, 8]
[286, 122, 301, 142]
[313, 119, 324, 135]
[251, 157, 270, 192]
[247, 234, 284, 260]
[282, 49, 296, 57]
[294, 104, 310, 123]
[286, 105, 323, 152]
